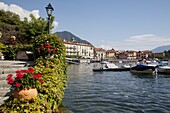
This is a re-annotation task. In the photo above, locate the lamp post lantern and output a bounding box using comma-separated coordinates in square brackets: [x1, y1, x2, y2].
[46, 3, 54, 34]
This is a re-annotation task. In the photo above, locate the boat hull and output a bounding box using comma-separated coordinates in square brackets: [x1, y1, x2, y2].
[93, 68, 130, 72]
[130, 69, 155, 74]
[158, 68, 170, 74]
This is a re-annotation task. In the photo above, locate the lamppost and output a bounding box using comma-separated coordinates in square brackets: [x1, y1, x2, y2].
[45, 3, 54, 34]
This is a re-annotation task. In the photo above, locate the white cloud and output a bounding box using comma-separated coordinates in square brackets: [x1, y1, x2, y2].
[0, 2, 40, 21]
[99, 34, 170, 51]
[52, 21, 59, 32]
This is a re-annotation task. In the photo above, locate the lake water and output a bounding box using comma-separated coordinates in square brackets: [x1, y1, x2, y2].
[62, 63, 170, 113]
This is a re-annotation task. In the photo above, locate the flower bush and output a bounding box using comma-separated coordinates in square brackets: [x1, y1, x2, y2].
[36, 41, 57, 58]
[6, 67, 44, 91]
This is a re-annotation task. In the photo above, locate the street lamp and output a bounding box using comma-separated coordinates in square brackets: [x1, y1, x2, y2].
[45, 3, 54, 34]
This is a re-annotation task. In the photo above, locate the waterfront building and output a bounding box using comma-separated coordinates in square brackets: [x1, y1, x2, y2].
[137, 50, 152, 60]
[153, 52, 165, 59]
[106, 49, 116, 59]
[127, 50, 137, 60]
[94, 48, 106, 60]
[118, 51, 128, 59]
[63, 40, 94, 59]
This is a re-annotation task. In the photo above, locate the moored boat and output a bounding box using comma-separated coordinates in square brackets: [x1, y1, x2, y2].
[130, 64, 158, 75]
[93, 63, 130, 72]
[158, 66, 170, 74]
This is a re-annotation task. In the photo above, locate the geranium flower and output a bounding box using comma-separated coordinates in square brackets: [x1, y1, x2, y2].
[16, 73, 24, 80]
[8, 74, 13, 78]
[47, 49, 51, 53]
[32, 74, 38, 79]
[28, 67, 34, 73]
[15, 83, 21, 88]
[38, 49, 40, 53]
[46, 45, 51, 48]
[37, 74, 42, 78]
[6, 67, 44, 90]
[39, 79, 44, 83]
[7, 79, 14, 85]
[41, 46, 45, 49]
[53, 48, 57, 51]
[16, 70, 21, 73]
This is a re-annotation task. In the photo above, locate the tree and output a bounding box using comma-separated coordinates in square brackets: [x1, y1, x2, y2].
[21, 14, 55, 44]
[0, 10, 55, 44]
[0, 10, 23, 44]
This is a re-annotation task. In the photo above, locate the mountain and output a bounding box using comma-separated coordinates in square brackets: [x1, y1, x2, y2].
[56, 31, 91, 44]
[152, 45, 170, 53]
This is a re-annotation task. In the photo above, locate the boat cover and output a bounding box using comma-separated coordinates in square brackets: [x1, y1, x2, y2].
[131, 64, 157, 71]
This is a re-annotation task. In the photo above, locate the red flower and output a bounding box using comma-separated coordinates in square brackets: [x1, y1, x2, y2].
[46, 45, 51, 48]
[53, 48, 57, 53]
[33, 74, 38, 79]
[39, 79, 44, 83]
[16, 70, 21, 73]
[15, 83, 21, 88]
[8, 74, 13, 78]
[16, 73, 24, 80]
[53, 48, 57, 51]
[37, 74, 42, 78]
[37, 49, 40, 53]
[41, 46, 45, 49]
[28, 68, 34, 73]
[21, 70, 27, 73]
[47, 49, 51, 53]
[7, 79, 14, 85]
[6, 77, 11, 81]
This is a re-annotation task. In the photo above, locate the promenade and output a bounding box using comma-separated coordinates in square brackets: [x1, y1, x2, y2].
[0, 60, 33, 106]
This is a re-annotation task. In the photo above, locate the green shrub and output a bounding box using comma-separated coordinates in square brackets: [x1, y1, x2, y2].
[0, 42, 6, 53]
[0, 34, 67, 112]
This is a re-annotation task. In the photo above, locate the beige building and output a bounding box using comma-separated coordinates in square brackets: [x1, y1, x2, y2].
[94, 48, 106, 60]
[137, 50, 152, 60]
[127, 51, 137, 60]
[63, 40, 94, 59]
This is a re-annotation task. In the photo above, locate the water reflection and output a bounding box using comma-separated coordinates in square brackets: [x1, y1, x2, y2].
[63, 63, 170, 113]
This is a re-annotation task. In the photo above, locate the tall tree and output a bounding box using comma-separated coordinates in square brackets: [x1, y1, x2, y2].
[0, 10, 23, 44]
[0, 10, 55, 44]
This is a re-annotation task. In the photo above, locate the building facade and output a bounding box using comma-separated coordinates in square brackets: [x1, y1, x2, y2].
[94, 48, 106, 60]
[63, 40, 94, 59]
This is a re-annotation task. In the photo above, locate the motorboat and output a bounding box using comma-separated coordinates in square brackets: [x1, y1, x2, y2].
[66, 58, 80, 65]
[121, 63, 134, 69]
[157, 61, 170, 74]
[93, 63, 130, 72]
[100, 60, 109, 64]
[105, 63, 119, 68]
[158, 66, 170, 74]
[130, 64, 158, 75]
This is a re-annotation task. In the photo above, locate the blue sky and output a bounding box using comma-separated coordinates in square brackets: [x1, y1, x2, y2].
[0, 0, 170, 51]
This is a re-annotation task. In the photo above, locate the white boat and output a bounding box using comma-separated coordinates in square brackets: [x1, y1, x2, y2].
[105, 63, 119, 69]
[157, 61, 170, 74]
[100, 61, 109, 64]
[93, 63, 130, 72]
[121, 63, 134, 69]
[158, 66, 170, 74]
